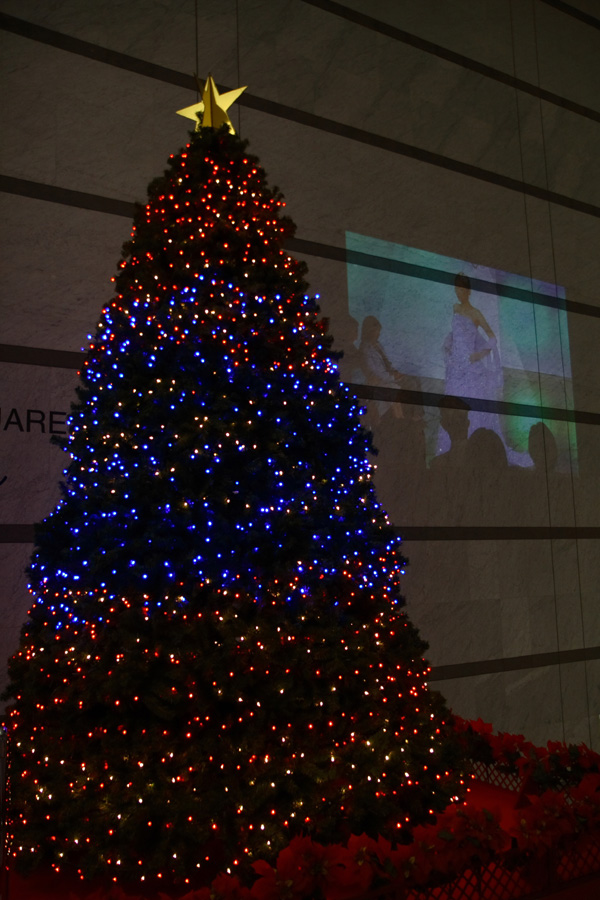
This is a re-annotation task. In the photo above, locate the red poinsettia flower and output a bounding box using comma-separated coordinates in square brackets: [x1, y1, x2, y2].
[108, 887, 151, 900]
[472, 718, 494, 735]
[575, 743, 600, 771]
[492, 731, 534, 766]
[321, 843, 374, 900]
[570, 773, 600, 827]
[344, 835, 378, 882]
[210, 872, 252, 900]
[250, 860, 280, 900]
[513, 789, 577, 853]
[345, 833, 378, 867]
[371, 834, 394, 866]
[546, 740, 577, 768]
[392, 841, 434, 887]
[178, 889, 212, 900]
[251, 835, 332, 899]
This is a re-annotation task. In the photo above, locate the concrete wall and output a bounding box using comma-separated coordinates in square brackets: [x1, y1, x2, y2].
[2, 0, 599, 747]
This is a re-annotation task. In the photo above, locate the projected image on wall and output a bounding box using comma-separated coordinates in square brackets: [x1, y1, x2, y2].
[343, 233, 576, 488]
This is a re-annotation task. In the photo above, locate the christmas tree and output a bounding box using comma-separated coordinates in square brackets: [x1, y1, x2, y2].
[3, 78, 464, 888]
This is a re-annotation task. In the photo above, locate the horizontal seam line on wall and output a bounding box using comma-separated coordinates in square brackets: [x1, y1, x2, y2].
[0, 175, 135, 217]
[3, 6, 599, 128]
[539, 0, 600, 30]
[0, 12, 193, 88]
[301, 0, 600, 122]
[0, 344, 596, 427]
[291, 237, 598, 317]
[430, 644, 600, 682]
[0, 343, 83, 369]
[0, 525, 35, 543]
[2, 176, 600, 321]
[394, 526, 600, 541]
[1, 16, 600, 218]
[347, 383, 597, 426]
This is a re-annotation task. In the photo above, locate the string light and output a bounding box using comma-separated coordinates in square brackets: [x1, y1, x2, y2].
[4, 124, 464, 887]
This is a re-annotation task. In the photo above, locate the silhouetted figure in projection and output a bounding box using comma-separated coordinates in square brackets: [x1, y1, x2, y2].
[359, 315, 404, 426]
[528, 421, 558, 473]
[427, 398, 471, 523]
[430, 397, 471, 472]
[371, 386, 426, 524]
[359, 315, 403, 385]
[438, 274, 505, 457]
[464, 427, 511, 524]
[354, 317, 426, 521]
[466, 427, 508, 470]
[337, 316, 365, 384]
[515, 421, 572, 525]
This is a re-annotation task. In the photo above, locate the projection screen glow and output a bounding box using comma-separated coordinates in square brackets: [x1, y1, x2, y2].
[344, 232, 576, 473]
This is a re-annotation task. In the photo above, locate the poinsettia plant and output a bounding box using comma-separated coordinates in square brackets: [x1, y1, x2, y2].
[511, 789, 578, 856]
[453, 715, 600, 794]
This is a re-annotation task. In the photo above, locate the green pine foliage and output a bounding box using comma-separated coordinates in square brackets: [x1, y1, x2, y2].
[3, 125, 464, 887]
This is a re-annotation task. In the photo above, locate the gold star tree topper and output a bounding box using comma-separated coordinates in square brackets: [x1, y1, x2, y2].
[176, 75, 247, 134]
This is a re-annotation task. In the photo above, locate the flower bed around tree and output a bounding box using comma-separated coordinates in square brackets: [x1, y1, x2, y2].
[5, 717, 600, 900]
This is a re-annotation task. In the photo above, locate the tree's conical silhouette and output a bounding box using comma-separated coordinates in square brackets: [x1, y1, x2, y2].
[4, 123, 464, 887]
